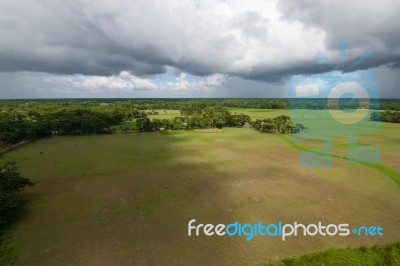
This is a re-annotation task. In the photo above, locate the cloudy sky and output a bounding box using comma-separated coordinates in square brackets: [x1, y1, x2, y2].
[0, 0, 399, 98]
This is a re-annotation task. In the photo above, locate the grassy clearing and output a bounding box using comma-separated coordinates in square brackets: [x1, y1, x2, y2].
[229, 107, 400, 179]
[269, 241, 400, 266]
[279, 135, 400, 188]
[147, 109, 181, 120]
[227, 107, 289, 120]
[1, 124, 399, 265]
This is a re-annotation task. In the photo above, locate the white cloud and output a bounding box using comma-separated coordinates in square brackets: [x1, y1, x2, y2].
[161, 73, 229, 92]
[81, 71, 157, 91]
[164, 73, 228, 91]
[295, 84, 319, 97]
[19, 71, 228, 95]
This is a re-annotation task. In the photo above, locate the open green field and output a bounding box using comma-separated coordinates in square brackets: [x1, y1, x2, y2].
[2, 109, 400, 265]
[227, 107, 290, 119]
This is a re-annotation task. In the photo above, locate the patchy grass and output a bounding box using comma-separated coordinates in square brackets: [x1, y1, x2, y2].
[0, 229, 18, 266]
[268, 241, 400, 266]
[279, 135, 400, 188]
[160, 129, 194, 135]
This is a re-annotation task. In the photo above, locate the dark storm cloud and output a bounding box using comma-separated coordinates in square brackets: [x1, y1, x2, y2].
[277, 0, 400, 70]
[0, 51, 167, 76]
[246, 53, 400, 83]
[0, 0, 399, 84]
[0, 0, 173, 76]
[239, 60, 335, 82]
[0, 0, 316, 79]
[0, 0, 228, 77]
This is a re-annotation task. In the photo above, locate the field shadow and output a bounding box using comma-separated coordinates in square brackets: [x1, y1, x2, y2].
[6, 131, 400, 265]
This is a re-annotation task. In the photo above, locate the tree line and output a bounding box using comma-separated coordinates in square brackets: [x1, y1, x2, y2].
[136, 106, 252, 131]
[0, 101, 150, 147]
[136, 107, 307, 134]
[3, 99, 399, 113]
[370, 110, 400, 123]
[252, 116, 308, 134]
[2, 99, 400, 147]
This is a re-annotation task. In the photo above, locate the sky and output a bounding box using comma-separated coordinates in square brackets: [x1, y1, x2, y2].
[0, 0, 399, 99]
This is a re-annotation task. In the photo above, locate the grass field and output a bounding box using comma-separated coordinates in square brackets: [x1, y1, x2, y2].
[2, 109, 400, 265]
[147, 109, 182, 120]
[227, 107, 290, 119]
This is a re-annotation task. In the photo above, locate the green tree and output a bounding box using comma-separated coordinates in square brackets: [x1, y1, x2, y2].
[135, 118, 153, 132]
[370, 111, 382, 121]
[0, 161, 33, 228]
